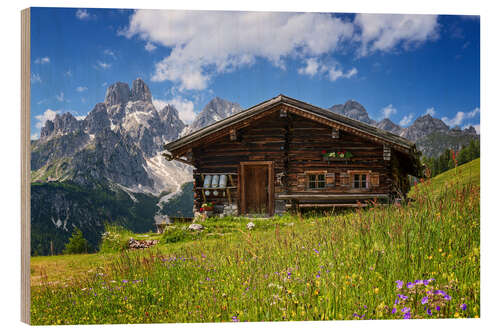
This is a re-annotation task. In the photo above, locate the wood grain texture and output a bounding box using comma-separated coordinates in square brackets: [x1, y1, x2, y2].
[186, 107, 411, 214]
[21, 7, 31, 325]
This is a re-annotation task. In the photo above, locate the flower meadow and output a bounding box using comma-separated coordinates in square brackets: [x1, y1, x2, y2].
[30, 159, 480, 324]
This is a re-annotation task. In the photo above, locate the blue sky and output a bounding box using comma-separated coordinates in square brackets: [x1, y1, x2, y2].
[30, 8, 480, 139]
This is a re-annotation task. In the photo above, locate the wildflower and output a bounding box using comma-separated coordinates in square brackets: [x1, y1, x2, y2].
[391, 308, 397, 314]
[316, 272, 321, 278]
[426, 308, 432, 316]
[421, 296, 429, 304]
[395, 280, 404, 289]
[454, 312, 460, 318]
[313, 248, 319, 254]
[436, 306, 441, 311]
[402, 307, 411, 314]
[122, 279, 128, 284]
[460, 303, 467, 311]
[406, 282, 415, 289]
[444, 294, 451, 301]
[231, 315, 239, 322]
[415, 279, 424, 285]
[374, 288, 379, 294]
[394, 298, 399, 305]
[398, 294, 408, 300]
[403, 312, 411, 319]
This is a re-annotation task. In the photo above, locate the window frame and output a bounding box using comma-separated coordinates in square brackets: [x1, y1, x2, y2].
[305, 171, 327, 190]
[348, 170, 371, 190]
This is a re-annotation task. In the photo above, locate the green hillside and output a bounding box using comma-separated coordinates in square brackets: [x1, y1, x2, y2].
[31, 159, 480, 324]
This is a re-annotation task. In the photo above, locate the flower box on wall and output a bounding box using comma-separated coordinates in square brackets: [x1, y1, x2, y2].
[321, 150, 353, 162]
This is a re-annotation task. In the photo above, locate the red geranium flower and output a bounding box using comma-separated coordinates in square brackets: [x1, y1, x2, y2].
[321, 150, 327, 154]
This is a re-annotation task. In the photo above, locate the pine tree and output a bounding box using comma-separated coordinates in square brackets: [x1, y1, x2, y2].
[62, 227, 89, 254]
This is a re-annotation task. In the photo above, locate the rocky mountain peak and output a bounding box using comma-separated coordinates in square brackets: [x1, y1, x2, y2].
[187, 97, 243, 133]
[105, 82, 130, 107]
[376, 118, 403, 134]
[130, 78, 152, 103]
[399, 114, 450, 142]
[329, 100, 376, 125]
[40, 112, 81, 140]
[158, 104, 186, 141]
[463, 126, 477, 135]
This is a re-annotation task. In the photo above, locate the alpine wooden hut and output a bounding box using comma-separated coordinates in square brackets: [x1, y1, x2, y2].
[164, 95, 422, 216]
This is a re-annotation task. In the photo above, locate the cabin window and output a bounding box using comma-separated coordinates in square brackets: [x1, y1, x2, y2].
[308, 174, 325, 189]
[353, 174, 367, 189]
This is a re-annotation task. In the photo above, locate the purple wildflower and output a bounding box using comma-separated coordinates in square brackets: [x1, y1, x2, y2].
[421, 296, 429, 304]
[122, 279, 128, 284]
[403, 312, 411, 319]
[315, 272, 321, 278]
[313, 248, 319, 254]
[436, 306, 441, 311]
[392, 308, 397, 314]
[426, 308, 432, 316]
[423, 279, 430, 285]
[398, 294, 408, 300]
[395, 280, 404, 289]
[394, 298, 400, 305]
[415, 279, 424, 285]
[402, 307, 411, 314]
[407, 282, 415, 289]
[231, 316, 239, 322]
[460, 303, 467, 311]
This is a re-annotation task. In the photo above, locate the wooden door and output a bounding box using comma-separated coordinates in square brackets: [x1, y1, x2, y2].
[240, 162, 274, 215]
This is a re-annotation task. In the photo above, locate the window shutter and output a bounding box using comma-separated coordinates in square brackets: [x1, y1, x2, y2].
[370, 172, 380, 187]
[340, 172, 349, 186]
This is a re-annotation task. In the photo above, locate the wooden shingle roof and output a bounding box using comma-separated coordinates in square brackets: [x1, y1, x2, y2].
[165, 94, 418, 155]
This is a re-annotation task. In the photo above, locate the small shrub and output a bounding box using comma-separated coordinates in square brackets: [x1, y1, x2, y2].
[62, 227, 89, 254]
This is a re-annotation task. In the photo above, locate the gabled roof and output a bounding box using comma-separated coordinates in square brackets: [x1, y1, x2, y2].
[165, 94, 417, 155]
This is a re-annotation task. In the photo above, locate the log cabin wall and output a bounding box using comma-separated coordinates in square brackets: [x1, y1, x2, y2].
[189, 107, 402, 215]
[286, 112, 393, 197]
[191, 110, 288, 214]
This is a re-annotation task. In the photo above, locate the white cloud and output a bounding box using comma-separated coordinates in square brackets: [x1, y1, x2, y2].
[34, 57, 50, 64]
[96, 61, 111, 69]
[298, 58, 321, 76]
[75, 115, 86, 121]
[381, 104, 397, 119]
[31, 133, 40, 140]
[103, 49, 116, 58]
[354, 14, 439, 56]
[145, 41, 157, 52]
[76, 9, 95, 20]
[64, 70, 72, 77]
[76, 86, 88, 92]
[35, 109, 60, 129]
[31, 73, 41, 83]
[153, 97, 196, 124]
[425, 107, 436, 116]
[298, 58, 358, 82]
[123, 11, 355, 90]
[399, 114, 414, 126]
[122, 11, 440, 91]
[102, 82, 108, 87]
[442, 107, 480, 127]
[56, 92, 65, 102]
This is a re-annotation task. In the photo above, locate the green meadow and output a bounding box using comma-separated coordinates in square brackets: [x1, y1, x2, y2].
[30, 158, 480, 324]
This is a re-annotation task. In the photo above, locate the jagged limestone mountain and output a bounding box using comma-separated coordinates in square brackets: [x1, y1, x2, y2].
[329, 100, 377, 125]
[32, 78, 191, 193]
[31, 79, 194, 254]
[327, 100, 479, 157]
[376, 118, 403, 135]
[183, 97, 242, 135]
